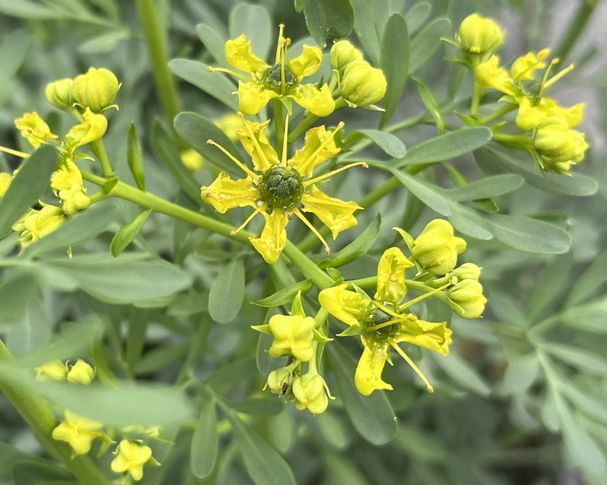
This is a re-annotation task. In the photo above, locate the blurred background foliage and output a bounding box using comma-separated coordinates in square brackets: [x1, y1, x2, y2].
[0, 0, 606, 484]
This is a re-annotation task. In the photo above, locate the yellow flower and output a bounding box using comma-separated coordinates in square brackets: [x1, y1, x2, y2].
[67, 359, 95, 385]
[516, 96, 585, 131]
[0, 172, 12, 198]
[35, 360, 67, 381]
[51, 410, 103, 455]
[180, 148, 204, 171]
[14, 112, 58, 148]
[46, 78, 74, 111]
[266, 366, 293, 395]
[72, 67, 120, 112]
[215, 25, 335, 116]
[292, 373, 329, 414]
[51, 158, 90, 215]
[330, 40, 364, 74]
[12, 205, 66, 248]
[447, 280, 487, 318]
[411, 219, 467, 275]
[111, 440, 154, 482]
[511, 49, 550, 81]
[319, 247, 452, 395]
[475, 55, 515, 96]
[267, 314, 316, 361]
[201, 116, 363, 264]
[340, 60, 387, 107]
[450, 263, 481, 282]
[533, 116, 589, 174]
[457, 13, 504, 55]
[65, 108, 108, 149]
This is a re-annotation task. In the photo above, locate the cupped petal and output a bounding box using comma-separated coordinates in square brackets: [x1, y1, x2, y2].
[301, 186, 360, 239]
[224, 34, 269, 76]
[395, 317, 452, 355]
[238, 82, 279, 115]
[292, 84, 335, 117]
[318, 284, 371, 327]
[236, 119, 279, 171]
[201, 172, 258, 214]
[288, 126, 340, 177]
[376, 247, 414, 304]
[249, 209, 289, 264]
[355, 338, 393, 396]
[289, 45, 323, 80]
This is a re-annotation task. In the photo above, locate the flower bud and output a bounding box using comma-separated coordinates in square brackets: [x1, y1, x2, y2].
[340, 60, 387, 107]
[450, 263, 481, 282]
[268, 314, 315, 361]
[35, 360, 68, 381]
[0, 172, 12, 198]
[411, 219, 467, 275]
[330, 40, 363, 73]
[292, 373, 328, 415]
[458, 13, 504, 55]
[448, 280, 487, 319]
[534, 117, 588, 174]
[12, 205, 66, 248]
[180, 149, 204, 172]
[46, 78, 74, 110]
[72, 67, 120, 112]
[111, 439, 155, 482]
[67, 359, 95, 385]
[266, 367, 293, 395]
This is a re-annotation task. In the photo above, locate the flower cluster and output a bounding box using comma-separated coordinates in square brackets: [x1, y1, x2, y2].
[36, 359, 159, 481]
[453, 14, 589, 174]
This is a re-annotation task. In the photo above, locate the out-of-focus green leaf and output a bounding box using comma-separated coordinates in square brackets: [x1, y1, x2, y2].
[499, 353, 540, 395]
[127, 122, 146, 190]
[380, 13, 408, 126]
[567, 251, 607, 306]
[196, 23, 227, 66]
[350, 0, 380, 64]
[253, 280, 312, 307]
[301, 0, 354, 46]
[562, 298, 607, 334]
[404, 2, 431, 35]
[395, 424, 447, 462]
[191, 394, 218, 479]
[443, 174, 524, 201]
[322, 453, 367, 485]
[208, 259, 245, 323]
[541, 343, 607, 374]
[0, 0, 65, 19]
[229, 4, 272, 60]
[328, 343, 397, 445]
[409, 18, 450, 74]
[78, 29, 129, 54]
[229, 397, 283, 416]
[435, 351, 491, 396]
[526, 253, 573, 323]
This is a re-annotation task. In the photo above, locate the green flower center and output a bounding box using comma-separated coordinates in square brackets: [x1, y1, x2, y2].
[262, 64, 297, 94]
[258, 165, 304, 210]
[364, 305, 400, 341]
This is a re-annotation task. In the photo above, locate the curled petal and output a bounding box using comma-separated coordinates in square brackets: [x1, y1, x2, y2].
[65, 108, 108, 148]
[289, 45, 323, 80]
[201, 173, 258, 214]
[301, 186, 360, 239]
[288, 126, 340, 177]
[224, 34, 269, 76]
[355, 338, 393, 396]
[238, 82, 279, 115]
[292, 84, 335, 117]
[376, 247, 414, 303]
[395, 318, 452, 355]
[249, 209, 289, 264]
[236, 119, 279, 171]
[318, 284, 370, 327]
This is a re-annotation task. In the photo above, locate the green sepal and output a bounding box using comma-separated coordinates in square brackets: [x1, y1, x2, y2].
[313, 329, 333, 343]
[291, 291, 305, 317]
[251, 324, 272, 335]
[336, 325, 362, 337]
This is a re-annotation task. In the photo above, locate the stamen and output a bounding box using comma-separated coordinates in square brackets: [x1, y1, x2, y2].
[300, 122, 345, 174]
[275, 24, 286, 65]
[304, 162, 368, 187]
[371, 300, 402, 319]
[389, 341, 434, 393]
[207, 66, 249, 81]
[207, 139, 259, 181]
[0, 146, 30, 158]
[365, 317, 403, 333]
[281, 113, 290, 166]
[294, 208, 330, 254]
[399, 283, 450, 312]
[230, 207, 263, 235]
[239, 113, 273, 170]
[543, 63, 575, 91]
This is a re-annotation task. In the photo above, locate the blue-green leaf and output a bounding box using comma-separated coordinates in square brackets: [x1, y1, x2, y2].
[208, 259, 245, 323]
[380, 13, 409, 126]
[191, 395, 218, 479]
[229, 4, 272, 60]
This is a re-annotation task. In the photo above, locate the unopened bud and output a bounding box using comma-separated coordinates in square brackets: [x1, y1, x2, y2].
[46, 78, 74, 110]
[72, 67, 120, 112]
[340, 60, 387, 107]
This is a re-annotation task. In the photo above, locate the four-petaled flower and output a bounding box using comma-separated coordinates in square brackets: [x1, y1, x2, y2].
[111, 439, 154, 482]
[319, 247, 453, 395]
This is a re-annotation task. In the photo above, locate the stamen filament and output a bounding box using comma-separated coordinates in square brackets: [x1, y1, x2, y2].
[275, 24, 285, 65]
[0, 146, 30, 158]
[543, 63, 575, 90]
[389, 341, 434, 393]
[281, 113, 290, 165]
[371, 301, 402, 319]
[398, 283, 450, 312]
[230, 207, 263, 235]
[300, 122, 345, 174]
[239, 113, 272, 170]
[365, 318, 403, 333]
[207, 139, 259, 181]
[304, 162, 368, 187]
[207, 66, 249, 81]
[294, 208, 330, 254]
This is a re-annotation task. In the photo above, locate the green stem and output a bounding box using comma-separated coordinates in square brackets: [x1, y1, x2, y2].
[477, 104, 517, 125]
[283, 241, 334, 289]
[0, 340, 110, 484]
[469, 55, 483, 116]
[273, 100, 284, 155]
[135, 0, 182, 126]
[288, 113, 318, 142]
[89, 139, 114, 178]
[492, 133, 533, 146]
[554, 0, 598, 65]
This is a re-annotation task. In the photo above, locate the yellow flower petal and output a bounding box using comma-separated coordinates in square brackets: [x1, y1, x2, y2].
[224, 34, 269, 76]
[395, 318, 453, 355]
[51, 158, 83, 192]
[65, 108, 108, 148]
[291, 83, 335, 117]
[288, 126, 340, 177]
[111, 440, 153, 482]
[249, 209, 289, 264]
[301, 186, 360, 239]
[268, 314, 315, 361]
[355, 338, 393, 396]
[475, 55, 515, 96]
[237, 81, 279, 115]
[236, 119, 279, 171]
[376, 247, 414, 303]
[0, 172, 13, 198]
[14, 112, 58, 148]
[289, 45, 323, 80]
[201, 173, 258, 214]
[511, 49, 550, 81]
[318, 284, 370, 327]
